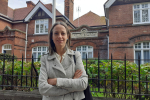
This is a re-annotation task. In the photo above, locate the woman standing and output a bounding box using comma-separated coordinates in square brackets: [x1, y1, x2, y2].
[38, 22, 88, 100]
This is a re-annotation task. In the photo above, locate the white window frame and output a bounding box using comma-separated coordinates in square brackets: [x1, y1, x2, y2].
[76, 45, 93, 59]
[32, 46, 48, 62]
[133, 2, 150, 25]
[134, 42, 150, 64]
[2, 44, 12, 54]
[34, 19, 49, 34]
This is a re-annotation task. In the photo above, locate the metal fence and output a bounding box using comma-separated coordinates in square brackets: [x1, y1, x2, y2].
[0, 53, 150, 99]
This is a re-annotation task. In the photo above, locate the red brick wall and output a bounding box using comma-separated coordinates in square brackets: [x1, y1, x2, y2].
[0, 20, 12, 30]
[109, 4, 150, 59]
[12, 23, 26, 32]
[0, 0, 8, 16]
[109, 4, 133, 25]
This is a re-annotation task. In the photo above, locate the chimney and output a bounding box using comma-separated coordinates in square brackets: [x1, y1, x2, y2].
[26, 1, 35, 7]
[64, 0, 74, 23]
[0, 0, 8, 16]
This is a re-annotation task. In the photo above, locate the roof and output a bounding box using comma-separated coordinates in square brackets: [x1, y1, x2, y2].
[73, 11, 106, 27]
[6, 3, 62, 20]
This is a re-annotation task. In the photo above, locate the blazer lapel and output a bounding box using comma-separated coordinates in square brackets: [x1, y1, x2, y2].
[52, 58, 66, 76]
[47, 53, 66, 76]
[61, 54, 73, 70]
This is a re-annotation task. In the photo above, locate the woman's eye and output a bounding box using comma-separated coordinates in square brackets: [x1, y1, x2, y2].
[54, 33, 58, 35]
[62, 33, 65, 35]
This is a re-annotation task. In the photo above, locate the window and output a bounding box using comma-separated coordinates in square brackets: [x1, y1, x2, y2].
[134, 42, 150, 64]
[133, 3, 150, 24]
[32, 46, 48, 62]
[2, 44, 12, 55]
[76, 46, 93, 59]
[35, 19, 48, 34]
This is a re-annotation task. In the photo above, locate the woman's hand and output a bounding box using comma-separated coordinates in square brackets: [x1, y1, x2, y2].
[73, 69, 83, 79]
[47, 78, 57, 86]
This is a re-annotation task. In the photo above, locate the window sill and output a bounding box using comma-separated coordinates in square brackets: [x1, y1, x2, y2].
[132, 23, 150, 26]
[33, 33, 48, 35]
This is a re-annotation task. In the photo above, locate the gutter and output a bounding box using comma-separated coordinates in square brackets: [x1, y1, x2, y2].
[106, 35, 109, 59]
[25, 24, 28, 62]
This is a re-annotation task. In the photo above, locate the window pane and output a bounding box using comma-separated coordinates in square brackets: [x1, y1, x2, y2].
[40, 24, 44, 33]
[36, 20, 39, 24]
[45, 23, 48, 33]
[36, 25, 39, 33]
[33, 47, 37, 51]
[82, 46, 86, 51]
[33, 52, 36, 62]
[42, 47, 46, 51]
[77, 46, 81, 51]
[42, 11, 45, 16]
[38, 52, 41, 58]
[142, 10, 149, 22]
[38, 47, 41, 51]
[134, 5, 140, 9]
[142, 4, 148, 8]
[88, 46, 93, 51]
[88, 52, 92, 58]
[138, 43, 141, 48]
[82, 52, 86, 59]
[143, 42, 149, 48]
[135, 51, 141, 65]
[144, 50, 150, 63]
[134, 10, 140, 23]
[40, 20, 44, 23]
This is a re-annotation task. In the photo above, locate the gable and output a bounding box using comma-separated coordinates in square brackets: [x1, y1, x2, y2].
[24, 1, 53, 22]
[32, 8, 50, 20]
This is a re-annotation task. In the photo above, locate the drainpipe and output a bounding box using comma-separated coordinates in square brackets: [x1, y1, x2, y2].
[52, 0, 56, 25]
[106, 35, 109, 59]
[25, 24, 28, 62]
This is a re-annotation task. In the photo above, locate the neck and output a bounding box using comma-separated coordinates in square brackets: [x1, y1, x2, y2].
[56, 46, 66, 56]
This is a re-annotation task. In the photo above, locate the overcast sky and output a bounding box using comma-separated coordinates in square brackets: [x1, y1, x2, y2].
[8, 0, 107, 20]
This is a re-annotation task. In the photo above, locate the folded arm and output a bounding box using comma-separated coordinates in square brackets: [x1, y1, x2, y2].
[56, 51, 88, 92]
[38, 56, 72, 97]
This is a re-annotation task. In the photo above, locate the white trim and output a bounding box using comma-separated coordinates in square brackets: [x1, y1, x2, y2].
[105, 0, 116, 9]
[134, 42, 150, 64]
[25, 24, 28, 62]
[2, 44, 12, 53]
[76, 45, 93, 59]
[133, 2, 150, 25]
[34, 19, 49, 34]
[24, 2, 53, 22]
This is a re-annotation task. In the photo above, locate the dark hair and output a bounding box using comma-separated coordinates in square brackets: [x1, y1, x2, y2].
[48, 21, 71, 55]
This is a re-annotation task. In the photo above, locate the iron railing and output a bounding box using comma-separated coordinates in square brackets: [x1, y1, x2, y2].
[0, 53, 150, 99]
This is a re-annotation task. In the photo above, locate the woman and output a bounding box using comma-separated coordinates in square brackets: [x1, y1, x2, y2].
[38, 21, 88, 100]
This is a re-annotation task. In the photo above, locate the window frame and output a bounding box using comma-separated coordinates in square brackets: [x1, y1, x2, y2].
[134, 42, 150, 64]
[76, 45, 93, 59]
[133, 2, 150, 25]
[32, 46, 48, 62]
[34, 19, 49, 34]
[2, 44, 12, 54]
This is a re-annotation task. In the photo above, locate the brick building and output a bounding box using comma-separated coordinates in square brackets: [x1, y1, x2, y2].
[104, 0, 150, 64]
[0, 0, 108, 61]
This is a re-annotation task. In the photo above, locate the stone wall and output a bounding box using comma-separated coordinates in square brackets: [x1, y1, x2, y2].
[0, 90, 129, 100]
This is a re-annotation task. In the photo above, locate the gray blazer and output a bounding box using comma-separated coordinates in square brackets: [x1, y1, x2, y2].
[38, 49, 88, 100]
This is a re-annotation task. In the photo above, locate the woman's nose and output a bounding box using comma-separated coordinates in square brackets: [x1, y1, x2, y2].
[58, 34, 62, 38]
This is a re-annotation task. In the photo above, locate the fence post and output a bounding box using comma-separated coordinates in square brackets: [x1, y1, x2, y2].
[86, 53, 87, 74]
[31, 55, 33, 87]
[21, 54, 23, 87]
[124, 54, 126, 98]
[11, 54, 14, 90]
[138, 54, 141, 99]
[98, 51, 100, 92]
[2, 53, 5, 90]
[111, 54, 113, 93]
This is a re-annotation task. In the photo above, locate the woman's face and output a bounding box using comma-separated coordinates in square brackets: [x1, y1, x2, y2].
[52, 24, 68, 49]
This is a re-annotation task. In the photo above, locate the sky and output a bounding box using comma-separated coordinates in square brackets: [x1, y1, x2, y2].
[8, 0, 107, 20]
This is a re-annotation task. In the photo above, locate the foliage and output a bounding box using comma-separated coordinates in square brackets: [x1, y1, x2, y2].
[0, 58, 150, 99]
[83, 60, 150, 99]
[0, 53, 17, 61]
